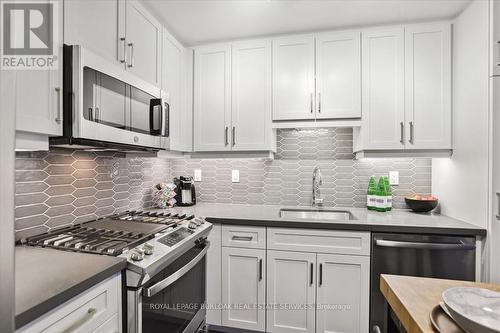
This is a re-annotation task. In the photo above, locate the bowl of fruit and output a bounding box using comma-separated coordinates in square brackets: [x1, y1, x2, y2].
[405, 195, 439, 213]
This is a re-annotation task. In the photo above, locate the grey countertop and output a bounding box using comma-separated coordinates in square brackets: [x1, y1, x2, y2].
[151, 203, 486, 237]
[15, 246, 126, 329]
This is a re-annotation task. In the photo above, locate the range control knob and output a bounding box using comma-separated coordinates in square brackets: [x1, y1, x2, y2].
[197, 217, 206, 224]
[130, 249, 144, 261]
[142, 243, 154, 255]
[188, 221, 197, 229]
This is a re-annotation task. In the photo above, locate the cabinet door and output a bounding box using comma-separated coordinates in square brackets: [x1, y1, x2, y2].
[222, 247, 266, 331]
[272, 36, 315, 120]
[231, 40, 272, 150]
[194, 44, 232, 151]
[316, 31, 361, 119]
[125, 0, 161, 86]
[206, 224, 222, 326]
[491, 0, 500, 76]
[361, 28, 405, 149]
[267, 251, 316, 333]
[405, 23, 451, 150]
[316, 254, 370, 333]
[15, 0, 63, 137]
[162, 30, 184, 151]
[64, 0, 125, 66]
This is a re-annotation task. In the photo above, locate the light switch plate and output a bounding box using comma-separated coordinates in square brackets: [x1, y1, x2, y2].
[194, 169, 202, 182]
[389, 171, 399, 185]
[232, 170, 240, 183]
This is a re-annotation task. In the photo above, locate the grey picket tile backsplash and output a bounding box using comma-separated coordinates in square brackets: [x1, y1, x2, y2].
[14, 150, 170, 239]
[14, 128, 432, 239]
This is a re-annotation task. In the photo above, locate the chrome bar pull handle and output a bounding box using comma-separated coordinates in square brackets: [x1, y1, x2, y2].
[496, 41, 500, 66]
[319, 263, 323, 286]
[309, 262, 313, 285]
[232, 126, 235, 146]
[127, 43, 134, 68]
[409, 121, 414, 144]
[120, 37, 126, 64]
[55, 87, 63, 123]
[231, 235, 253, 241]
[318, 93, 321, 113]
[400, 122, 405, 145]
[259, 258, 263, 281]
[225, 126, 229, 146]
[61, 308, 97, 333]
[496, 192, 500, 219]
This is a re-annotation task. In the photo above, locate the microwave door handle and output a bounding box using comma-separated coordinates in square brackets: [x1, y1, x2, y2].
[143, 243, 210, 298]
[161, 102, 168, 137]
[149, 99, 161, 135]
[374, 239, 476, 251]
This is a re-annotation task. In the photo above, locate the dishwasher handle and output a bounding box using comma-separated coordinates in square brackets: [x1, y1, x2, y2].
[374, 239, 476, 251]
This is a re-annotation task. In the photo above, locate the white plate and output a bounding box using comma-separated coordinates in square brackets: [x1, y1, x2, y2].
[442, 287, 500, 333]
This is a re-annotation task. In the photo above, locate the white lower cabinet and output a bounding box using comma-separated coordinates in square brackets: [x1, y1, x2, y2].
[267, 250, 316, 333]
[316, 254, 370, 333]
[222, 247, 266, 331]
[17, 274, 121, 333]
[210, 226, 371, 333]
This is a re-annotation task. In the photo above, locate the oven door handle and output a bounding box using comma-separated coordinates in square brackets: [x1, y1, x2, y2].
[374, 239, 476, 251]
[143, 243, 210, 298]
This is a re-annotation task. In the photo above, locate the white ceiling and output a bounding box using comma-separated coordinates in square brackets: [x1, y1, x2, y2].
[141, 0, 471, 46]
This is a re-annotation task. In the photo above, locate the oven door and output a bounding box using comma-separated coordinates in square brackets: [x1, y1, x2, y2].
[128, 242, 209, 333]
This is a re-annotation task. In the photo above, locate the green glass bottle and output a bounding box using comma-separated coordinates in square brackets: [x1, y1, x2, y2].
[367, 176, 378, 210]
[384, 176, 393, 211]
[376, 177, 387, 212]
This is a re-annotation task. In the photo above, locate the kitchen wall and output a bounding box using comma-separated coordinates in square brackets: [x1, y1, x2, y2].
[171, 128, 432, 208]
[14, 149, 170, 239]
[15, 128, 432, 239]
[432, 0, 489, 229]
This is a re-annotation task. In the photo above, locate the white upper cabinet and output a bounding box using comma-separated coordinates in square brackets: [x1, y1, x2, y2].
[193, 40, 275, 152]
[405, 23, 451, 150]
[272, 36, 316, 120]
[316, 254, 370, 333]
[64, 0, 125, 66]
[231, 40, 272, 150]
[355, 23, 452, 155]
[316, 31, 361, 119]
[125, 0, 162, 86]
[194, 44, 232, 151]
[360, 27, 405, 150]
[491, 0, 500, 76]
[162, 30, 184, 151]
[64, 0, 161, 87]
[16, 0, 63, 146]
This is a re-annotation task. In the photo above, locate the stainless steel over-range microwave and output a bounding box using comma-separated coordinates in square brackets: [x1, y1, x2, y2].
[50, 45, 169, 152]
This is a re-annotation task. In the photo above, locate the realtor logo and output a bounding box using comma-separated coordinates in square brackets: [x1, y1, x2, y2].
[1, 1, 60, 69]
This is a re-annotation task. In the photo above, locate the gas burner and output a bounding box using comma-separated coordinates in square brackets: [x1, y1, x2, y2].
[111, 210, 194, 225]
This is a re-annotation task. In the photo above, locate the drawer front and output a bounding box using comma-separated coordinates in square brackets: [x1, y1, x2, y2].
[17, 274, 121, 333]
[267, 228, 370, 255]
[222, 225, 266, 249]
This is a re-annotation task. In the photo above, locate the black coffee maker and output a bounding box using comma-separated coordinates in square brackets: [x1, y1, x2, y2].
[174, 176, 196, 206]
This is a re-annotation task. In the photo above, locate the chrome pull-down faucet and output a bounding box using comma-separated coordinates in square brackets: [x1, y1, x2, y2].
[312, 166, 323, 207]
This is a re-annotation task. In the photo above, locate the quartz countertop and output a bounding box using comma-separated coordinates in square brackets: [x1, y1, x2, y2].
[150, 202, 486, 237]
[15, 246, 126, 329]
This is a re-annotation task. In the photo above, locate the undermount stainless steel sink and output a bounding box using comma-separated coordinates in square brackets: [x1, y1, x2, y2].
[279, 208, 354, 221]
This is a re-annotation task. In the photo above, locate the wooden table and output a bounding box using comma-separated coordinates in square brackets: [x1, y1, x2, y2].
[380, 274, 500, 333]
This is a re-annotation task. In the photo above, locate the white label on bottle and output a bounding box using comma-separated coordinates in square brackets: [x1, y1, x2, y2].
[387, 196, 392, 208]
[367, 195, 376, 207]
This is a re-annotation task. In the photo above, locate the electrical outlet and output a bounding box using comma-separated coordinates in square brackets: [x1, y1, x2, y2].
[194, 169, 202, 182]
[232, 170, 240, 183]
[389, 171, 399, 185]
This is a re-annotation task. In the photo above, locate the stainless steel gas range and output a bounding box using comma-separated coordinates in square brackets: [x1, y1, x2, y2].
[21, 211, 212, 333]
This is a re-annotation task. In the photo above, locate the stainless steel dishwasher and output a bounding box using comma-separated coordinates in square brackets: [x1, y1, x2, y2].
[370, 233, 476, 333]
